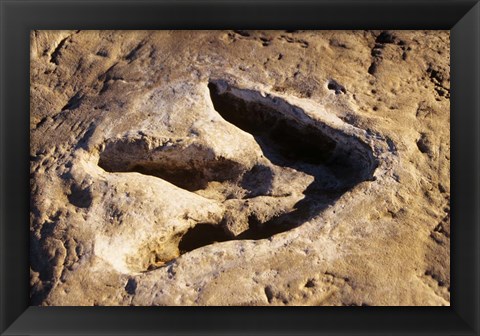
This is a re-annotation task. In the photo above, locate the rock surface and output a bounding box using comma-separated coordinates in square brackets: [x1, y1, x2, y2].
[30, 30, 450, 306]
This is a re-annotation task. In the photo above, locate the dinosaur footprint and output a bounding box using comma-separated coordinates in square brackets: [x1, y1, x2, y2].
[95, 80, 377, 273]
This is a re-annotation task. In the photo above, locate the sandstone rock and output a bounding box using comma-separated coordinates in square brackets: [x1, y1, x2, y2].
[30, 30, 450, 306]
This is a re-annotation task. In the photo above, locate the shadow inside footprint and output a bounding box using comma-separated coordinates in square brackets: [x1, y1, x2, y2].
[206, 80, 376, 240]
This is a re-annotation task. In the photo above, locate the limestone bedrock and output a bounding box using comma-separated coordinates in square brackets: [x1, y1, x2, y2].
[30, 30, 450, 306]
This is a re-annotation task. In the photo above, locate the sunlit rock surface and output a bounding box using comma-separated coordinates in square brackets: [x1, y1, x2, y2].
[30, 30, 450, 306]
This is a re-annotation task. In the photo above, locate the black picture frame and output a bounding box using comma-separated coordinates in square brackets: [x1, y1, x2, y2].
[1, 0, 479, 335]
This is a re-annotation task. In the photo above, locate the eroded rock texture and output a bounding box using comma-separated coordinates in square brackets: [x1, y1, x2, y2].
[30, 30, 450, 306]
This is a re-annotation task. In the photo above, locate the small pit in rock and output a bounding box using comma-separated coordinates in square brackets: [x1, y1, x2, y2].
[327, 80, 346, 95]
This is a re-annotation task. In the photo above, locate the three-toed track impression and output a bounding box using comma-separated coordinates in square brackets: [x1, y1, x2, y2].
[98, 80, 378, 272]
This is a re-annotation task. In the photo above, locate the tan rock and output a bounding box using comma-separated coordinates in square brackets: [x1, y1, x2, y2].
[30, 30, 450, 306]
